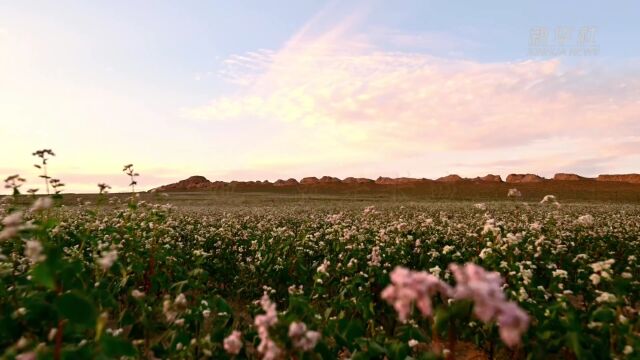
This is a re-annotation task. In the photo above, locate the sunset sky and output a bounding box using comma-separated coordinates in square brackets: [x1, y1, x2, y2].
[1, 1, 639, 193]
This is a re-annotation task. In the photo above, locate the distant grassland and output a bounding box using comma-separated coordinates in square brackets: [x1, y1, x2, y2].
[16, 180, 640, 207]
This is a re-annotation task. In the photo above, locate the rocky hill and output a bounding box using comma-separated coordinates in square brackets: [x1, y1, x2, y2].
[151, 172, 640, 192]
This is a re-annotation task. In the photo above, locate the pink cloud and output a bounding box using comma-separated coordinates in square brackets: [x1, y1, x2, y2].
[190, 26, 639, 156]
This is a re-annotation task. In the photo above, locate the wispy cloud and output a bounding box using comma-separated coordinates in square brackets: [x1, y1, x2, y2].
[188, 12, 640, 176]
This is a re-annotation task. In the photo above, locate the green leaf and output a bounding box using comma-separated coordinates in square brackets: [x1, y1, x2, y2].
[591, 307, 615, 323]
[101, 334, 136, 357]
[55, 291, 97, 327]
[31, 262, 55, 289]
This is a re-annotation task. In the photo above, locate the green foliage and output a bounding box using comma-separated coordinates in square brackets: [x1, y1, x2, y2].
[0, 195, 639, 359]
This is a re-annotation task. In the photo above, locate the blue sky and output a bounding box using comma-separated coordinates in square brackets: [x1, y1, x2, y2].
[1, 1, 639, 192]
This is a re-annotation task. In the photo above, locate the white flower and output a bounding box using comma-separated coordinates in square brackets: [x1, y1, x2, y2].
[24, 239, 45, 264]
[408, 339, 419, 347]
[479, 248, 492, 259]
[97, 250, 118, 271]
[30, 197, 53, 212]
[589, 273, 601, 285]
[540, 195, 559, 206]
[552, 269, 568, 279]
[47, 328, 58, 342]
[623, 345, 633, 355]
[474, 203, 487, 210]
[131, 290, 145, 300]
[576, 214, 594, 226]
[507, 188, 522, 198]
[317, 259, 329, 274]
[595, 292, 617, 304]
[174, 293, 188, 308]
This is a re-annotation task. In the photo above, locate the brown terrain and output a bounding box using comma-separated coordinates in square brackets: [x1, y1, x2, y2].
[149, 173, 640, 203]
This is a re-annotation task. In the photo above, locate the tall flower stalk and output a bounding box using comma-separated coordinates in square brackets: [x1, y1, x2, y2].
[32, 149, 55, 195]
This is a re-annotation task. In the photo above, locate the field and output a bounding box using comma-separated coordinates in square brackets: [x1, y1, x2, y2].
[1, 191, 639, 359]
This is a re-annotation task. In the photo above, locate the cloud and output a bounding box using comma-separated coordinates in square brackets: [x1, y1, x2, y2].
[190, 20, 639, 160]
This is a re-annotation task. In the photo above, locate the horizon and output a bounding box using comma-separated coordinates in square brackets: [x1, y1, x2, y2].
[2, 1, 639, 193]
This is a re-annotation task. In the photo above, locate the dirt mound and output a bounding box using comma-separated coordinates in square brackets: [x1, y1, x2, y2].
[480, 174, 503, 182]
[436, 174, 464, 182]
[343, 177, 374, 184]
[300, 177, 320, 185]
[506, 173, 545, 183]
[375, 177, 396, 185]
[554, 173, 590, 181]
[273, 178, 299, 186]
[153, 175, 214, 191]
[375, 177, 425, 185]
[597, 174, 640, 184]
[319, 176, 342, 184]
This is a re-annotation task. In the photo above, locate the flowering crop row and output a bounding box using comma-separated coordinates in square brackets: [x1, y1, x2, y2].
[0, 192, 639, 359]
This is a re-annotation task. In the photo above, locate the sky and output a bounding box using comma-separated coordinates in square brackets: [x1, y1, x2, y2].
[1, 1, 639, 193]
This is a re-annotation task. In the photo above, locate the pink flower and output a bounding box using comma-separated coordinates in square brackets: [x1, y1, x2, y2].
[288, 322, 307, 338]
[449, 263, 505, 322]
[15, 352, 36, 360]
[381, 267, 452, 322]
[384, 263, 530, 348]
[223, 330, 243, 355]
[254, 293, 281, 360]
[497, 302, 530, 348]
[289, 322, 321, 351]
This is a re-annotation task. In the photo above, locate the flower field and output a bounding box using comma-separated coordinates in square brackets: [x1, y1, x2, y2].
[1, 193, 639, 359]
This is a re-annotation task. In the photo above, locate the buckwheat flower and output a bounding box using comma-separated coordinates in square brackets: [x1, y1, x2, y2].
[624, 345, 633, 355]
[449, 263, 505, 322]
[595, 291, 617, 304]
[482, 219, 500, 236]
[97, 249, 118, 271]
[429, 266, 442, 278]
[288, 322, 307, 338]
[381, 267, 452, 322]
[540, 195, 558, 205]
[497, 302, 530, 348]
[24, 239, 45, 264]
[479, 248, 492, 259]
[622, 272, 632, 279]
[202, 309, 211, 318]
[30, 197, 53, 212]
[296, 330, 321, 351]
[368, 246, 381, 266]
[163, 299, 178, 322]
[590, 259, 614, 273]
[223, 330, 243, 355]
[174, 293, 188, 309]
[552, 269, 568, 279]
[2, 211, 23, 226]
[15, 352, 36, 360]
[16, 336, 29, 350]
[576, 214, 594, 227]
[0, 211, 23, 240]
[254, 293, 281, 360]
[507, 188, 522, 198]
[408, 339, 419, 348]
[48, 328, 58, 342]
[589, 273, 601, 285]
[474, 203, 487, 211]
[317, 259, 329, 274]
[131, 289, 145, 300]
